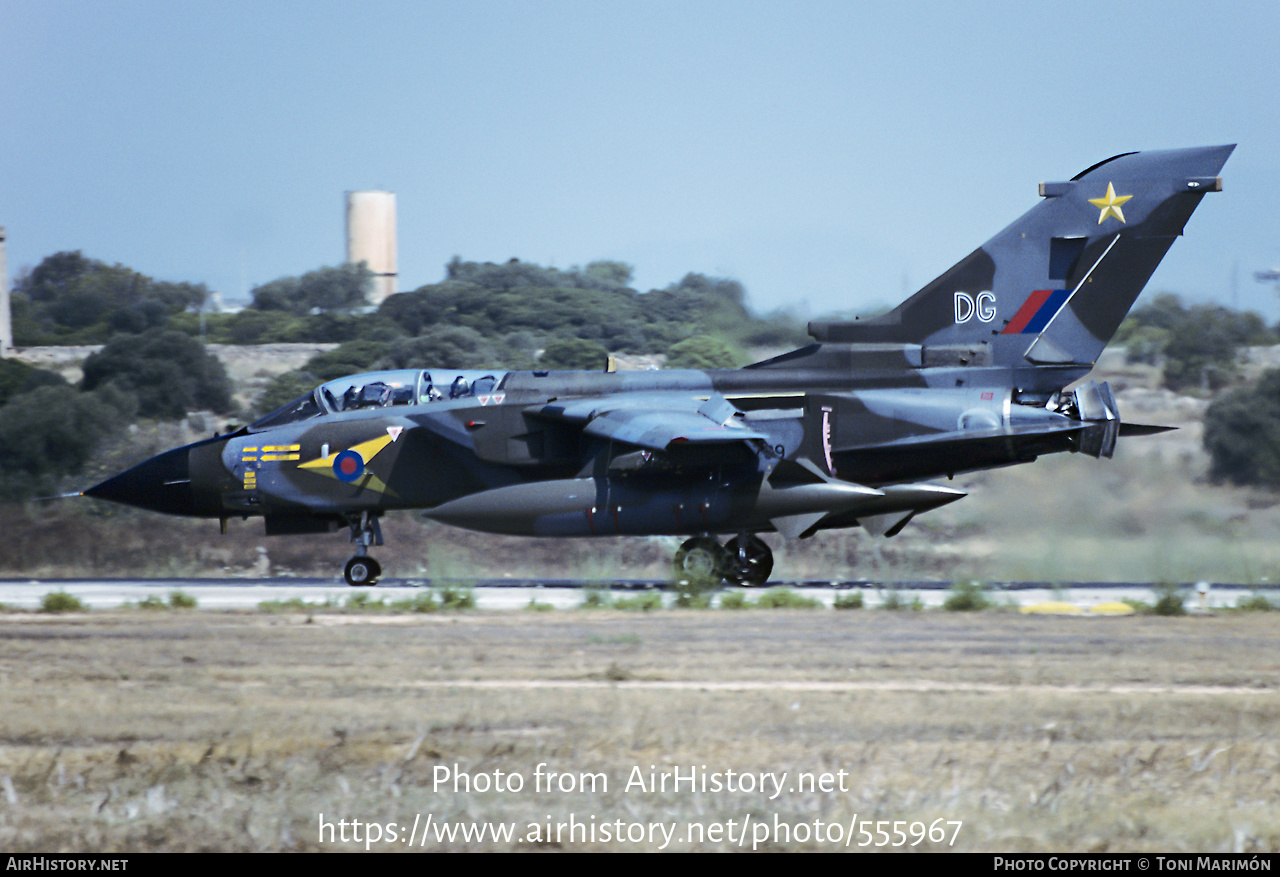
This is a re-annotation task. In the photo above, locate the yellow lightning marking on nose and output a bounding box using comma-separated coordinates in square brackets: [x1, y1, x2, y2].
[297, 433, 398, 496]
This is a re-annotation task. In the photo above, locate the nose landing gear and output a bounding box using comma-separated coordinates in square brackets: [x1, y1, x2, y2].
[344, 512, 384, 586]
[344, 555, 382, 586]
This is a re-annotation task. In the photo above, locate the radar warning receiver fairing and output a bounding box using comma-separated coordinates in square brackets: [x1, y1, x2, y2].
[85, 145, 1234, 586]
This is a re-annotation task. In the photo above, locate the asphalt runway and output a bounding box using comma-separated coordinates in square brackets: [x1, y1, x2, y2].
[2, 577, 1275, 611]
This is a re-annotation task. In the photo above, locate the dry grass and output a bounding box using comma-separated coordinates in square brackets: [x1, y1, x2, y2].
[1, 610, 1278, 852]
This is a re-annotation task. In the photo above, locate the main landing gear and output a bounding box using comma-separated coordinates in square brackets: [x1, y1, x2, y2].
[672, 533, 773, 588]
[344, 511, 384, 586]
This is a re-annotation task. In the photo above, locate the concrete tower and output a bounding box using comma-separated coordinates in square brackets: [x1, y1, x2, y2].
[0, 226, 11, 356]
[345, 191, 397, 306]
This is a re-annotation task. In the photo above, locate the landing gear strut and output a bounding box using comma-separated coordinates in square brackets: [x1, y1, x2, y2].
[672, 534, 774, 588]
[344, 511, 383, 586]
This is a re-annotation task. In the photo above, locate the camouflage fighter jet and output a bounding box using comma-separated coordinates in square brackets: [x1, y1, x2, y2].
[85, 145, 1234, 586]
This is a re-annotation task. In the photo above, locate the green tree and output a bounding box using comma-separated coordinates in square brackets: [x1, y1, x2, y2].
[0, 359, 67, 406]
[80, 330, 233, 419]
[217, 308, 308, 344]
[250, 263, 373, 316]
[297, 340, 389, 381]
[539, 337, 609, 371]
[1116, 294, 1275, 391]
[664, 334, 741, 369]
[581, 260, 634, 288]
[443, 257, 635, 293]
[383, 257, 801, 357]
[643, 274, 749, 332]
[300, 311, 401, 343]
[1203, 369, 1280, 488]
[374, 328, 498, 370]
[13, 251, 208, 343]
[1162, 304, 1272, 392]
[253, 369, 321, 418]
[1117, 292, 1187, 338]
[0, 385, 127, 500]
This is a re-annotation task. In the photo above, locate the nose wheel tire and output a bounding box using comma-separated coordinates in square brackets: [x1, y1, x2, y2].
[344, 556, 381, 586]
[723, 534, 773, 587]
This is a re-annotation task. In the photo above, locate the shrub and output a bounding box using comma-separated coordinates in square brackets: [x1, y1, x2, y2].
[539, 337, 610, 371]
[878, 588, 925, 611]
[612, 592, 663, 612]
[436, 583, 476, 611]
[833, 590, 865, 610]
[1235, 593, 1277, 612]
[0, 359, 67, 406]
[604, 662, 631, 681]
[579, 589, 612, 609]
[663, 334, 741, 369]
[390, 593, 441, 613]
[1204, 370, 1280, 488]
[719, 591, 749, 610]
[943, 580, 992, 612]
[0, 384, 128, 501]
[344, 592, 386, 611]
[249, 262, 373, 316]
[168, 591, 197, 609]
[753, 588, 822, 609]
[257, 597, 338, 613]
[1150, 583, 1187, 616]
[40, 591, 86, 613]
[80, 329, 233, 418]
[672, 589, 712, 609]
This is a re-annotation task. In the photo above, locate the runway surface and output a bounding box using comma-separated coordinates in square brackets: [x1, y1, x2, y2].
[2, 577, 1275, 611]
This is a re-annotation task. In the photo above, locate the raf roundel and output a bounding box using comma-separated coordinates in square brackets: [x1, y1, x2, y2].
[332, 449, 365, 483]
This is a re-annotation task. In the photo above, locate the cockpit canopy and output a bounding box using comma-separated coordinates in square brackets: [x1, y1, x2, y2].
[250, 368, 502, 431]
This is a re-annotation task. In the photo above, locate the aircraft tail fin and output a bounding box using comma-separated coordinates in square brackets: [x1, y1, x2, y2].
[807, 145, 1234, 369]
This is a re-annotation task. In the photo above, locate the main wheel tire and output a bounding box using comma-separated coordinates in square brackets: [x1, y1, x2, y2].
[723, 534, 773, 587]
[672, 536, 729, 587]
[344, 556, 380, 586]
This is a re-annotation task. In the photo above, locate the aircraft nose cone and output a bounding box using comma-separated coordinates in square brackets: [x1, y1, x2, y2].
[85, 444, 215, 516]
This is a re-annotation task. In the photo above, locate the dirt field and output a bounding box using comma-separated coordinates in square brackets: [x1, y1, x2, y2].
[1, 609, 1278, 852]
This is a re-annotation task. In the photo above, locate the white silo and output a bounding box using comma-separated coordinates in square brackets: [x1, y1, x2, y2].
[345, 191, 397, 306]
[0, 226, 11, 355]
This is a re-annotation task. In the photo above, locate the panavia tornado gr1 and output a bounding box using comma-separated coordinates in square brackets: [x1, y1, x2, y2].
[85, 145, 1234, 585]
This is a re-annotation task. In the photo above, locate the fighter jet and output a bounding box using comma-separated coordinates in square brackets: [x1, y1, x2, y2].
[85, 145, 1234, 586]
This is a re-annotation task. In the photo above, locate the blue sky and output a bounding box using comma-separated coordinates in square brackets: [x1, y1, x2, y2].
[3, 0, 1278, 321]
